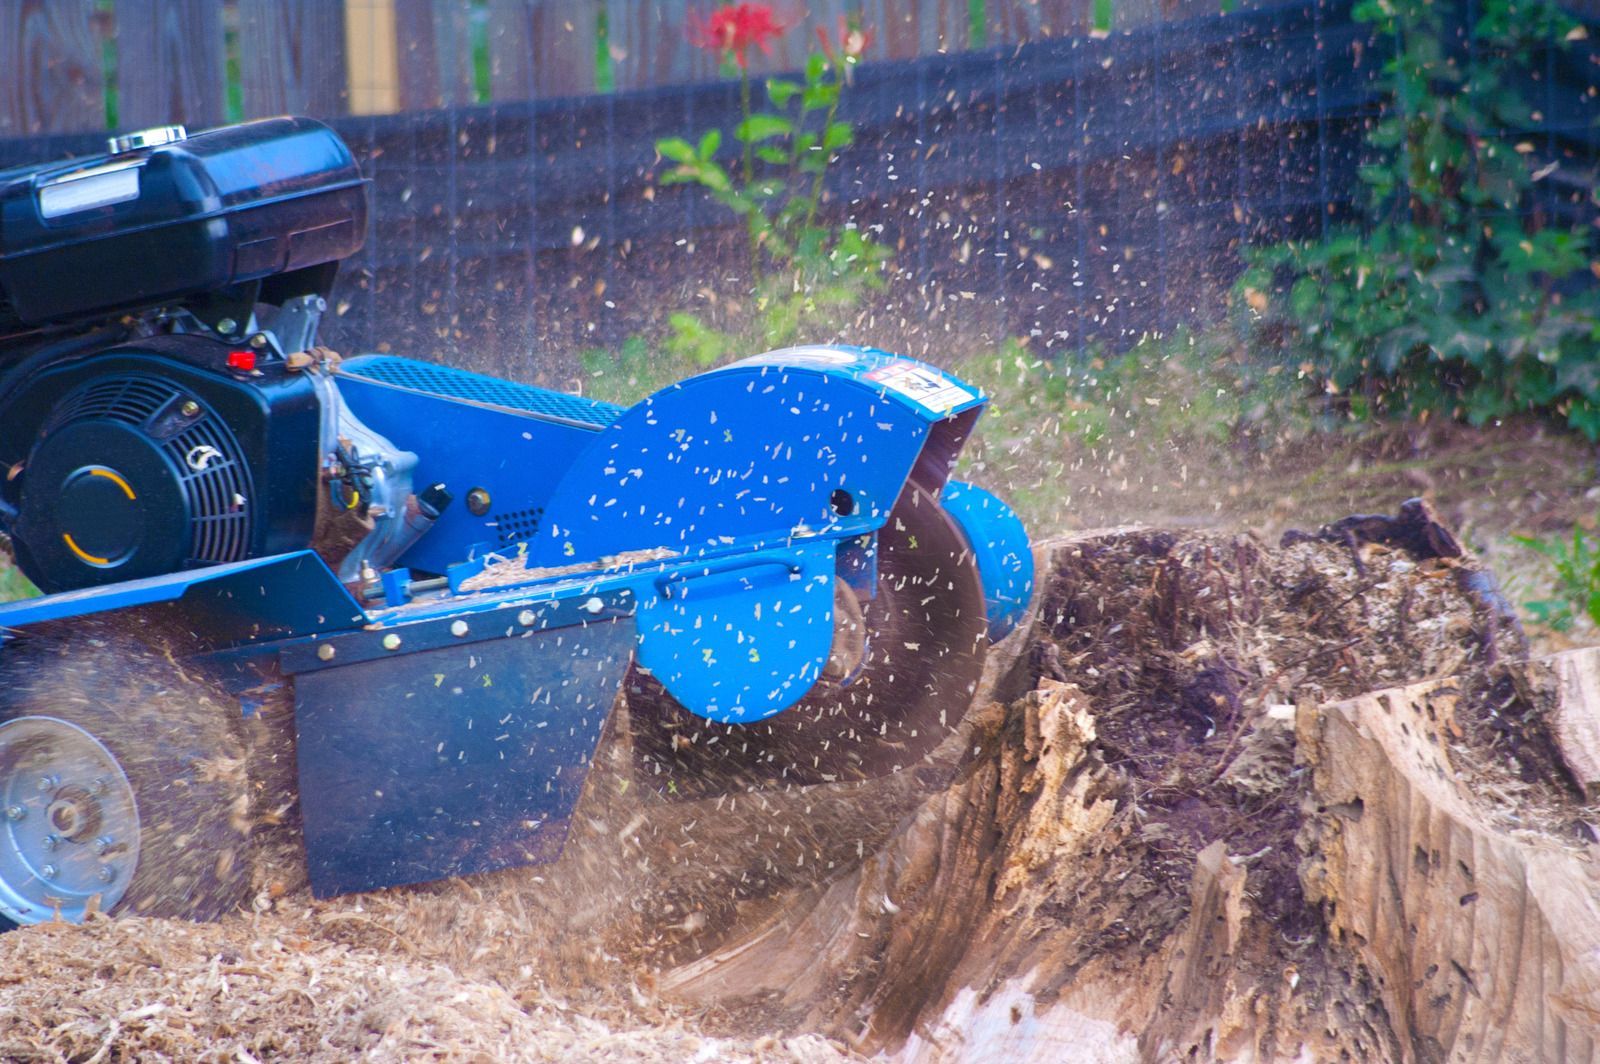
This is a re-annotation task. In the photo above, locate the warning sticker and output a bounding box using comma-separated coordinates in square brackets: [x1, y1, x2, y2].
[865, 362, 977, 413]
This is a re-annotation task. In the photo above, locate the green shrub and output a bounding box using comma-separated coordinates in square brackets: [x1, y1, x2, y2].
[1239, 0, 1600, 436]
[1515, 522, 1600, 630]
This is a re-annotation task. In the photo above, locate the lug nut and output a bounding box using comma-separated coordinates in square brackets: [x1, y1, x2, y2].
[90, 777, 109, 796]
[39, 864, 56, 880]
[36, 775, 57, 793]
[5, 805, 24, 822]
[97, 865, 116, 884]
[93, 835, 114, 856]
[41, 835, 58, 852]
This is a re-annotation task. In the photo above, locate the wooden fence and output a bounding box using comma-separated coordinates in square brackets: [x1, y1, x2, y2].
[0, 0, 1299, 136]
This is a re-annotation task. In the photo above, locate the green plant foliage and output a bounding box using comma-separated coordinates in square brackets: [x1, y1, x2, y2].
[1514, 522, 1600, 630]
[586, 20, 893, 396]
[962, 327, 1305, 448]
[0, 559, 37, 604]
[1238, 0, 1600, 436]
[953, 326, 1310, 521]
[656, 36, 888, 353]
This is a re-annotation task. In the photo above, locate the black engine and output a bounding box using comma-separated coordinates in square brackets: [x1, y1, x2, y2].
[0, 118, 370, 594]
[1, 338, 322, 592]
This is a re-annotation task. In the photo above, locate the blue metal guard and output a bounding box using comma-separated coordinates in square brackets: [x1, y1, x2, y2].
[340, 356, 623, 429]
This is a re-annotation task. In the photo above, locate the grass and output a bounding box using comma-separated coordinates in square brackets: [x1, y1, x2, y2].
[0, 560, 38, 604]
[953, 326, 1316, 530]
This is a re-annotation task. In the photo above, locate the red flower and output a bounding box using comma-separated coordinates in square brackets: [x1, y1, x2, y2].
[688, 4, 786, 68]
[817, 15, 875, 63]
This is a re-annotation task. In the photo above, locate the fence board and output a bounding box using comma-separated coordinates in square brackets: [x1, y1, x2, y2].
[605, 0, 719, 90]
[489, 0, 598, 99]
[238, 0, 350, 118]
[394, 0, 476, 110]
[987, 0, 1092, 42]
[741, 0, 842, 75]
[114, 0, 226, 130]
[0, 0, 104, 135]
[862, 0, 970, 58]
[605, 0, 975, 89]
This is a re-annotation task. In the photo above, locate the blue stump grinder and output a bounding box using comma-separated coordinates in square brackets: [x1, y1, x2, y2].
[0, 118, 1032, 926]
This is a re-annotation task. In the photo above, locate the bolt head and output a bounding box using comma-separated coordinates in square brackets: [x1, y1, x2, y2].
[180, 399, 201, 418]
[381, 633, 402, 651]
[450, 620, 469, 637]
[41, 835, 58, 852]
[39, 864, 56, 880]
[97, 865, 116, 884]
[517, 610, 536, 627]
[317, 643, 336, 661]
[216, 317, 238, 334]
[90, 777, 109, 796]
[4, 805, 23, 822]
[93, 835, 113, 856]
[581, 596, 605, 615]
[36, 775, 57, 793]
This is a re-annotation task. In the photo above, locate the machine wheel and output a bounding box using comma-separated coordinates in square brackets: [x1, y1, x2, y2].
[0, 618, 250, 926]
[628, 484, 989, 796]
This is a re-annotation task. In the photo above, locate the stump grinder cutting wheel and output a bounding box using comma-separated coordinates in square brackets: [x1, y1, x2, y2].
[0, 118, 1033, 921]
[628, 484, 990, 796]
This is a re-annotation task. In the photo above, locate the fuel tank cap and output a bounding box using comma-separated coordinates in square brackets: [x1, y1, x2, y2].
[107, 125, 188, 154]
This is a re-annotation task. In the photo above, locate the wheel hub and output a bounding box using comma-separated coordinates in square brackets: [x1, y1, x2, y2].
[0, 717, 138, 924]
[46, 785, 102, 841]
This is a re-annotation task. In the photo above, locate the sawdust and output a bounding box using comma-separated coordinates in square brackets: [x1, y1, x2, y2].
[0, 913, 847, 1062]
[1, 503, 1593, 1061]
[455, 547, 679, 593]
[655, 505, 1598, 1059]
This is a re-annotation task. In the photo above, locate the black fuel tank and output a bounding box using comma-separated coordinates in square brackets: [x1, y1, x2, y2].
[0, 117, 366, 327]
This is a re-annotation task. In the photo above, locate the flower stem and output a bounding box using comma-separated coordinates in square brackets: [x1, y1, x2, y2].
[803, 88, 841, 234]
[740, 68, 760, 287]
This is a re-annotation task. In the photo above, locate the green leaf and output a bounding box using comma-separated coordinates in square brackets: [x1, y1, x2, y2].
[805, 52, 828, 87]
[697, 129, 722, 160]
[694, 160, 734, 194]
[802, 81, 839, 111]
[766, 78, 801, 107]
[822, 122, 853, 151]
[656, 137, 696, 164]
[736, 114, 795, 143]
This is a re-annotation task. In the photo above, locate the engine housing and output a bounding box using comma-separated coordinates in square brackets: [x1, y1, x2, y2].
[0, 337, 321, 592]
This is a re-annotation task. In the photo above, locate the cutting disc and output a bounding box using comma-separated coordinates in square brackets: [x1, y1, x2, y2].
[627, 484, 989, 797]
